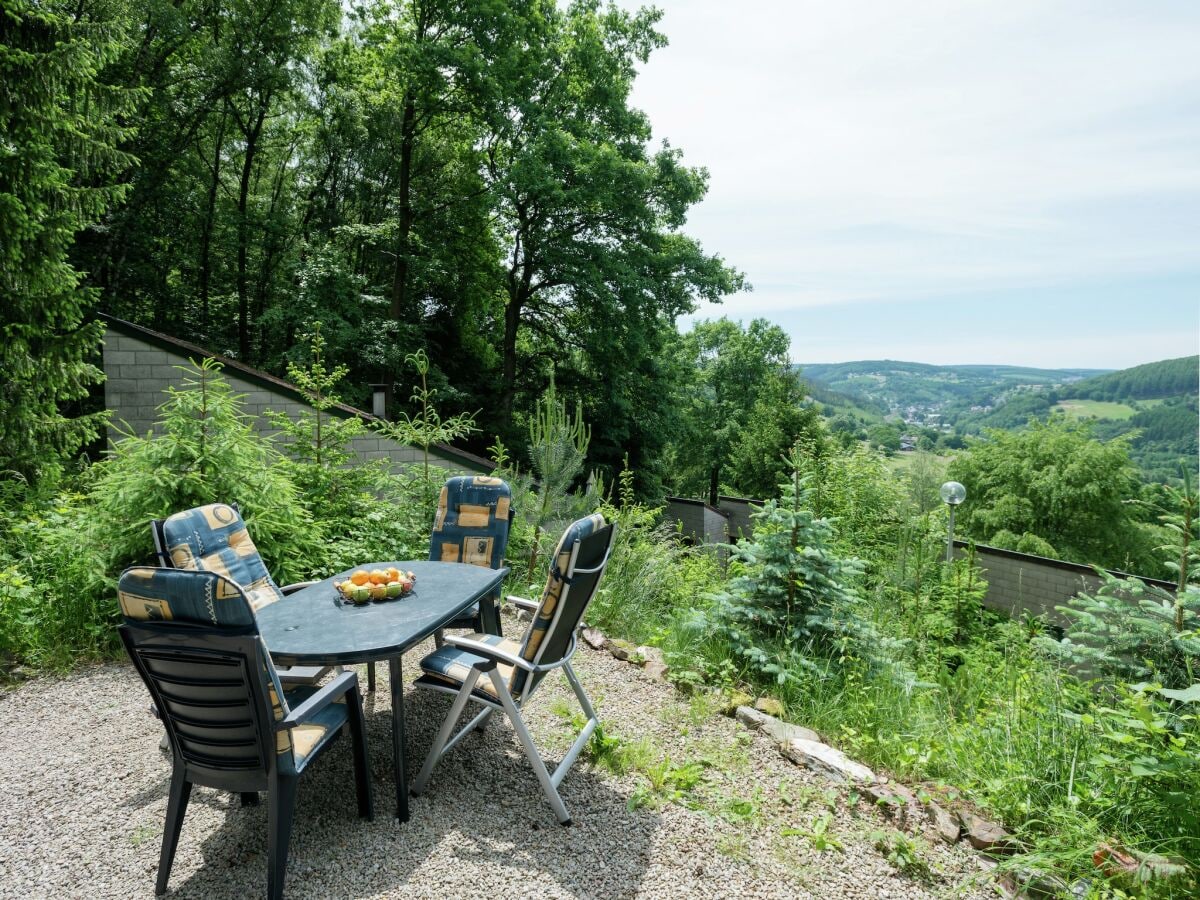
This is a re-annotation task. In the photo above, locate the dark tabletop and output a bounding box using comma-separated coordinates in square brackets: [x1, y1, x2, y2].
[257, 561, 508, 666]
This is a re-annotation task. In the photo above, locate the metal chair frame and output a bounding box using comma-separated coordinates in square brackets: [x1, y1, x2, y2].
[411, 523, 615, 825]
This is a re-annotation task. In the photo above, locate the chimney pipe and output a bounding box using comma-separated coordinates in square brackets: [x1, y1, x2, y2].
[369, 383, 390, 420]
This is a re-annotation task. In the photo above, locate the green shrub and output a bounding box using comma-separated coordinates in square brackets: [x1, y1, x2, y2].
[92, 357, 319, 582]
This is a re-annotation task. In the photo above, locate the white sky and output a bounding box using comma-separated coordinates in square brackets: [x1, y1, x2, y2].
[621, 0, 1200, 367]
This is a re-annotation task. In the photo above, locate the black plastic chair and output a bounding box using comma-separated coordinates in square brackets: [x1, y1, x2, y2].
[118, 566, 373, 899]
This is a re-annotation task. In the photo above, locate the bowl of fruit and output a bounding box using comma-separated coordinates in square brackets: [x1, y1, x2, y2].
[335, 567, 416, 605]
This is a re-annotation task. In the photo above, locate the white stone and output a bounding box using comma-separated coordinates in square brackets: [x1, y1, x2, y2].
[780, 738, 876, 784]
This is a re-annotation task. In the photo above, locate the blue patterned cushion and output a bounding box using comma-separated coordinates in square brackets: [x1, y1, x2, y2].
[281, 683, 348, 767]
[428, 477, 512, 570]
[118, 566, 257, 628]
[512, 513, 607, 696]
[158, 504, 285, 611]
[417, 633, 521, 700]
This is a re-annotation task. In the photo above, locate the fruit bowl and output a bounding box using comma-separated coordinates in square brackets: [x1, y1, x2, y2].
[335, 568, 416, 605]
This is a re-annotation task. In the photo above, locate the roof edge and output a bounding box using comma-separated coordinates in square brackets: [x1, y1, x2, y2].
[99, 313, 494, 471]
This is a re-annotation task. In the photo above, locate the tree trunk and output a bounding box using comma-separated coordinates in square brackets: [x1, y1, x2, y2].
[500, 291, 522, 423]
[198, 106, 228, 340]
[390, 95, 417, 321]
[236, 106, 266, 361]
[709, 465, 719, 507]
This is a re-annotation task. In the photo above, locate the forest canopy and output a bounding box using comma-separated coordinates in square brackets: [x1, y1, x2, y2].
[5, 0, 745, 488]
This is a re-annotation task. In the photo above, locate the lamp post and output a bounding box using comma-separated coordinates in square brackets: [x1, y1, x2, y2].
[939, 481, 966, 563]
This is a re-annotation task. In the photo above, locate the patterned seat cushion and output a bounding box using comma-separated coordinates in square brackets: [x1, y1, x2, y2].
[281, 683, 348, 768]
[417, 633, 521, 701]
[158, 503, 285, 611]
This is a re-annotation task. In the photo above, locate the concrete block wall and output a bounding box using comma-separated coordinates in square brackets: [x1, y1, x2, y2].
[665, 497, 734, 545]
[102, 324, 487, 476]
[959, 542, 1175, 626]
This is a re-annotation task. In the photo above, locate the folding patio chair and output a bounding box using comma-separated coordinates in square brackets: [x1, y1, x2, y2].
[152, 503, 332, 687]
[366, 475, 512, 692]
[411, 513, 615, 825]
[117, 566, 373, 900]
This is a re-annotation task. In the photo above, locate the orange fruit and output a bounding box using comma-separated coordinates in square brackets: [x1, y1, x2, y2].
[350, 570, 369, 586]
[386, 567, 401, 582]
[369, 569, 387, 585]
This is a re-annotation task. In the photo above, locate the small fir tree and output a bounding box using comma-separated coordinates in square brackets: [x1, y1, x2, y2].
[711, 447, 896, 685]
[526, 374, 591, 573]
[265, 325, 387, 520]
[91, 358, 318, 583]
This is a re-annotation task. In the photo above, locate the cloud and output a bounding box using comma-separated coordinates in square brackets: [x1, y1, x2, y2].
[624, 0, 1200, 361]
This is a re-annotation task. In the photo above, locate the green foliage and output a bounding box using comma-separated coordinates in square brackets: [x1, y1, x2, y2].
[0, 484, 112, 667]
[871, 829, 933, 880]
[709, 448, 893, 686]
[0, 0, 136, 481]
[376, 348, 477, 492]
[1042, 576, 1200, 688]
[672, 318, 810, 503]
[91, 358, 319, 583]
[524, 375, 591, 573]
[265, 324, 388, 522]
[948, 416, 1156, 573]
[587, 460, 723, 645]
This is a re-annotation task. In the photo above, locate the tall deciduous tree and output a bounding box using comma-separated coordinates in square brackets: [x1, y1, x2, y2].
[947, 416, 1155, 571]
[0, 0, 135, 480]
[482, 1, 743, 424]
[672, 318, 806, 504]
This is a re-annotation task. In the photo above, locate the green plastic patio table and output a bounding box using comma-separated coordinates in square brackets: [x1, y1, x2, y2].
[256, 560, 508, 821]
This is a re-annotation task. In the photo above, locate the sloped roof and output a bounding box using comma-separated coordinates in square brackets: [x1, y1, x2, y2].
[99, 313, 494, 472]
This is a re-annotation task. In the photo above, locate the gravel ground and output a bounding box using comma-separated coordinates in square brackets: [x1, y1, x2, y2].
[0, 615, 997, 899]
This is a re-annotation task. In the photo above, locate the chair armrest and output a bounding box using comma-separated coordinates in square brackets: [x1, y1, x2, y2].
[444, 633, 578, 674]
[506, 595, 539, 612]
[281, 581, 318, 595]
[277, 670, 358, 729]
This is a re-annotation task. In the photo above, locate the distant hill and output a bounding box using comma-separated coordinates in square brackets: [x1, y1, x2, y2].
[1066, 356, 1198, 401]
[796, 360, 1106, 417]
[959, 356, 1199, 483]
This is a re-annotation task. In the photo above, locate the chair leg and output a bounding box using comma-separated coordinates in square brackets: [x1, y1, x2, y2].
[411, 669, 483, 796]
[433, 629, 444, 649]
[488, 670, 572, 825]
[267, 773, 298, 900]
[367, 661, 376, 693]
[155, 766, 192, 895]
[347, 685, 374, 820]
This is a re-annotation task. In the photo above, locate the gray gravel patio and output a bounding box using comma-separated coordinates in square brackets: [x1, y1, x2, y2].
[0, 615, 997, 899]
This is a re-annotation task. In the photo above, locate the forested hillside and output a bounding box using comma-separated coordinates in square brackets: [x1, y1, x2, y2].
[1069, 355, 1198, 400]
[954, 356, 1199, 483]
[798, 360, 1104, 415]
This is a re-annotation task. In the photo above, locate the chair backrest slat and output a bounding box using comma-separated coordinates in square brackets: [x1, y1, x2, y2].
[118, 566, 298, 784]
[512, 515, 615, 698]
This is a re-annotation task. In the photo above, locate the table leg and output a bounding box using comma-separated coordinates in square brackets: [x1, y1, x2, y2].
[388, 656, 409, 821]
[479, 593, 502, 636]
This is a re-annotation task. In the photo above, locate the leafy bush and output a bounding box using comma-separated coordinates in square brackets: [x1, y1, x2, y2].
[92, 358, 319, 583]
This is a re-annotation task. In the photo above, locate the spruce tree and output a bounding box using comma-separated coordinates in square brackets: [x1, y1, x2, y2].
[0, 1, 135, 481]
